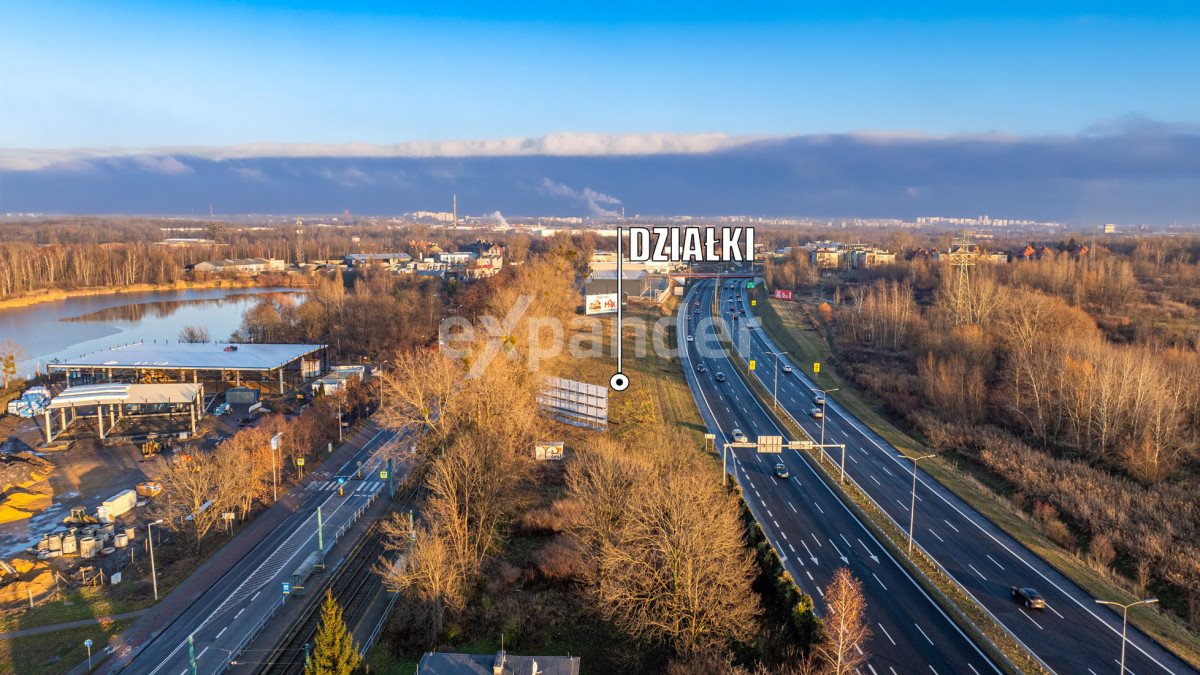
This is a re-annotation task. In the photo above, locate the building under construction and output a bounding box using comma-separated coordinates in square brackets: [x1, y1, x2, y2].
[46, 342, 327, 397]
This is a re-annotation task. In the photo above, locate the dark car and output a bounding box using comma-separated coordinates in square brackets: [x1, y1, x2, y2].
[773, 463, 790, 479]
[696, 363, 706, 373]
[1011, 587, 1046, 609]
[238, 416, 255, 427]
[715, 372, 726, 382]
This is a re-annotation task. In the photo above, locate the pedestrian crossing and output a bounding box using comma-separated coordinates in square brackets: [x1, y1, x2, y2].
[306, 480, 384, 493]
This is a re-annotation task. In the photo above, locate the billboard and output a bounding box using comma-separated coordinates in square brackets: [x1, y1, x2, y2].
[535, 442, 565, 461]
[773, 289, 793, 300]
[538, 377, 608, 430]
[585, 293, 619, 315]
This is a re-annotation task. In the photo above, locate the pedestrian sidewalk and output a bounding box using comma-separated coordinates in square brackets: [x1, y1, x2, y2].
[0, 609, 148, 640]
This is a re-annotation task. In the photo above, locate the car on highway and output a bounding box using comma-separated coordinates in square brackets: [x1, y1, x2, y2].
[813, 394, 825, 405]
[733, 315, 739, 321]
[810, 407, 824, 419]
[696, 363, 706, 373]
[686, 335, 694, 342]
[773, 463, 790, 479]
[782, 365, 793, 373]
[1011, 587, 1046, 609]
[731, 428, 747, 442]
[715, 372, 726, 382]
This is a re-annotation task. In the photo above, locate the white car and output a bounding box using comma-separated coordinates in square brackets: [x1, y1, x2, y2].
[782, 365, 793, 374]
[686, 335, 694, 342]
[813, 394, 825, 406]
[731, 428, 747, 443]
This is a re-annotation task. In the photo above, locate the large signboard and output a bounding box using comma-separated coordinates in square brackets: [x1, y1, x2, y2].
[585, 293, 619, 315]
[773, 289, 793, 300]
[538, 377, 608, 430]
[535, 442, 565, 461]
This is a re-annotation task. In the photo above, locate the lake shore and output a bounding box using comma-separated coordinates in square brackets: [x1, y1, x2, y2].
[0, 278, 310, 311]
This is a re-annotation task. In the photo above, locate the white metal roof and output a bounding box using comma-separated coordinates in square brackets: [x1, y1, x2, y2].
[48, 383, 202, 409]
[46, 342, 324, 372]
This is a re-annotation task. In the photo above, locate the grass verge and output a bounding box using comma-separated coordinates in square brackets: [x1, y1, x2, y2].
[0, 618, 136, 674]
[756, 294, 1200, 669]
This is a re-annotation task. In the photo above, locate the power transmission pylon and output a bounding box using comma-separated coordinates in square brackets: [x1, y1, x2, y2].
[950, 231, 974, 325]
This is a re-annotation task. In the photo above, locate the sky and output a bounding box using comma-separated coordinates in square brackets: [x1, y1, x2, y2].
[1, 2, 1198, 147]
[0, 2, 1198, 221]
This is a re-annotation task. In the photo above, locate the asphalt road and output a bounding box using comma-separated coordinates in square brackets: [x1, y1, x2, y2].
[679, 280, 1000, 675]
[725, 281, 1197, 675]
[119, 427, 401, 675]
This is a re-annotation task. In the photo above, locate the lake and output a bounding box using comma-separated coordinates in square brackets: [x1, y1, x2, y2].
[0, 287, 306, 377]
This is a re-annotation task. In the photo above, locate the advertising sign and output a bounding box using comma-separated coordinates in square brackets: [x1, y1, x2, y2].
[773, 289, 793, 300]
[585, 293, 619, 315]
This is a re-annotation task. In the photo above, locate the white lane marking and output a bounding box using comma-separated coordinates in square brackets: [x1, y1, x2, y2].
[872, 573, 888, 590]
[1045, 602, 1065, 619]
[215, 627, 227, 640]
[928, 528, 944, 543]
[250, 591, 261, 602]
[869, 665, 880, 675]
[943, 519, 960, 533]
[767, 509, 773, 518]
[813, 501, 824, 514]
[197, 646, 209, 661]
[773, 520, 781, 529]
[871, 475, 881, 485]
[970, 665, 981, 675]
[968, 564, 987, 581]
[878, 623, 896, 645]
[986, 554, 1005, 570]
[789, 502, 797, 513]
[806, 570, 814, 581]
[896, 499, 909, 511]
[811, 533, 822, 547]
[914, 623, 934, 646]
[1019, 610, 1044, 629]
[788, 543, 796, 553]
[234, 608, 244, 619]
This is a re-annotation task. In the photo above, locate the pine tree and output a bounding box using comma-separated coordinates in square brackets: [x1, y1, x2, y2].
[306, 590, 362, 675]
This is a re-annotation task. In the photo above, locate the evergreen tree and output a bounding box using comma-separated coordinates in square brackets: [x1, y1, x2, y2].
[306, 590, 361, 675]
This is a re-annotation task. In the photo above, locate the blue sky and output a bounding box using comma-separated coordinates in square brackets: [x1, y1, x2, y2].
[1, 2, 1198, 149]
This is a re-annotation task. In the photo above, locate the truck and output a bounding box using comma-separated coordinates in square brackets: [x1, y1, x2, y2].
[98, 489, 137, 522]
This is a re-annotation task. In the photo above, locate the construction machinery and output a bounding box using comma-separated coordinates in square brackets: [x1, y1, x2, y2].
[63, 507, 98, 527]
[140, 440, 161, 458]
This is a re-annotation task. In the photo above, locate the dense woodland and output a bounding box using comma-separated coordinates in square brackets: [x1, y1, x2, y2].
[764, 230, 1200, 627]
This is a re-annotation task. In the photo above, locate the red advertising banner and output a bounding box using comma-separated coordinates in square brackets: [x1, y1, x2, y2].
[773, 289, 793, 300]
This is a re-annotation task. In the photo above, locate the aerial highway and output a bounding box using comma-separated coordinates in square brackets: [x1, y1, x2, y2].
[111, 426, 401, 675]
[679, 280, 1000, 675]
[728, 282, 1196, 675]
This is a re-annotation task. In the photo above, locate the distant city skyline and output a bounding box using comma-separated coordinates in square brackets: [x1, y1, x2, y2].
[1, 2, 1198, 148]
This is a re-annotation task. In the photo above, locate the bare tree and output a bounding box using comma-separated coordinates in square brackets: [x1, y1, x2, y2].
[816, 568, 871, 675]
[178, 325, 210, 343]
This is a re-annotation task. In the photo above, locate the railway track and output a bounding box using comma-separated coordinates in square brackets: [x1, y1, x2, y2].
[256, 475, 423, 674]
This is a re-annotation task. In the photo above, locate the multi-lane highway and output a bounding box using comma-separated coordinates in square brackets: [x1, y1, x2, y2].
[726, 281, 1196, 675]
[679, 280, 999, 674]
[117, 427, 401, 675]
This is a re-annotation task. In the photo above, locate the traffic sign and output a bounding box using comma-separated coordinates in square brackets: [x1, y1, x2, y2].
[813, 362, 820, 373]
[338, 477, 346, 485]
[84, 639, 92, 648]
[704, 433, 716, 441]
[282, 581, 291, 595]
[297, 458, 305, 466]
[751, 300, 757, 306]
[749, 359, 756, 371]
[757, 435, 783, 454]
[746, 281, 756, 289]
[380, 470, 389, 479]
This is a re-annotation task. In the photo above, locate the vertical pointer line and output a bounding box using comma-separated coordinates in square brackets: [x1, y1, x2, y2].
[616, 226, 623, 372]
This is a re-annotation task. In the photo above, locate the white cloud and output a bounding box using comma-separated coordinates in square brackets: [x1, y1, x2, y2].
[0, 132, 766, 171]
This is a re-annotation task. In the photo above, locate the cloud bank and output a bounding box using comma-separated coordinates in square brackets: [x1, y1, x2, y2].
[1, 122, 1197, 224]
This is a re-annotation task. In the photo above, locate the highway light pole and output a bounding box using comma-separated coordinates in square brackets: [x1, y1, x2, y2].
[900, 454, 936, 554]
[818, 387, 838, 462]
[1097, 597, 1158, 674]
[766, 350, 787, 410]
[148, 518, 164, 601]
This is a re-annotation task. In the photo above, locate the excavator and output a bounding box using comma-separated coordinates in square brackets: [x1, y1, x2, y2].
[62, 507, 98, 527]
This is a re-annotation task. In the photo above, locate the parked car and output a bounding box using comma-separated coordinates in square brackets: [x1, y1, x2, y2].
[731, 428, 747, 443]
[774, 463, 790, 479]
[1011, 587, 1046, 609]
[810, 408, 824, 419]
[715, 372, 727, 382]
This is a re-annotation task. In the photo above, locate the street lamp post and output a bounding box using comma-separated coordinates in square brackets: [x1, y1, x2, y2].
[766, 350, 787, 410]
[899, 454, 936, 554]
[1096, 598, 1158, 674]
[378, 360, 390, 409]
[818, 387, 839, 464]
[270, 433, 282, 502]
[337, 404, 343, 443]
[148, 518, 164, 601]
